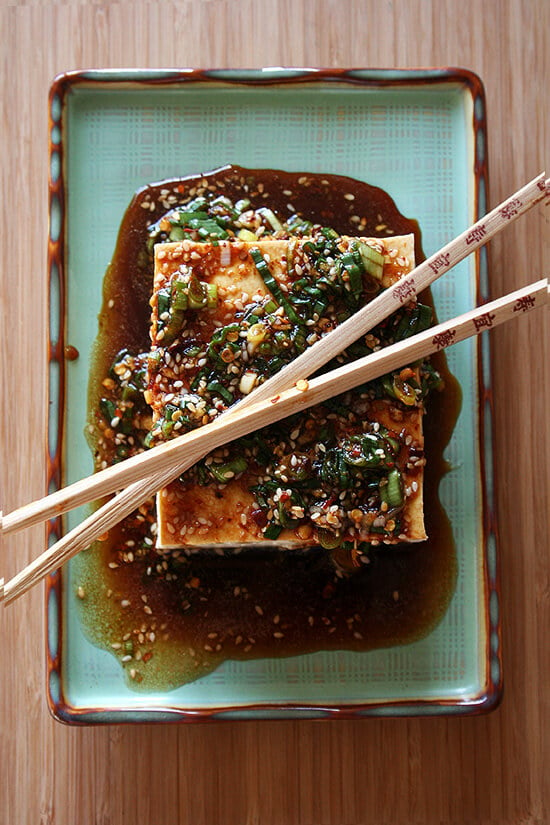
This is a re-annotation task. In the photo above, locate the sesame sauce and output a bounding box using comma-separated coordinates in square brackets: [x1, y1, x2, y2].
[76, 166, 460, 691]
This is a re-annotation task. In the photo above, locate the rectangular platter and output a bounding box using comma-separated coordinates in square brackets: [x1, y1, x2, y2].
[46, 68, 501, 722]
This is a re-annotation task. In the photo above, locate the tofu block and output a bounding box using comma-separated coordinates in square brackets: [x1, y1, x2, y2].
[146, 234, 426, 550]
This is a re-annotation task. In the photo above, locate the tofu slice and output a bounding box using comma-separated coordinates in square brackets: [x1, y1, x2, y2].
[147, 234, 426, 549]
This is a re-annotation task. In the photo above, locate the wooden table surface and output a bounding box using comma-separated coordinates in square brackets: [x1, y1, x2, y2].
[1, 2, 548, 823]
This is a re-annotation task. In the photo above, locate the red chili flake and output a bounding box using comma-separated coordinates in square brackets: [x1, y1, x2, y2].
[250, 510, 267, 527]
[250, 508, 267, 528]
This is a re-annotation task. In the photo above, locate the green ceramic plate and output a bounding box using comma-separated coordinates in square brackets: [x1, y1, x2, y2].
[47, 68, 500, 722]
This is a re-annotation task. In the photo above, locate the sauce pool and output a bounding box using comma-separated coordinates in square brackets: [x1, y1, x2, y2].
[75, 166, 461, 691]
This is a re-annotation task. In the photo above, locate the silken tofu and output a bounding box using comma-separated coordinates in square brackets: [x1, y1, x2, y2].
[145, 233, 427, 550]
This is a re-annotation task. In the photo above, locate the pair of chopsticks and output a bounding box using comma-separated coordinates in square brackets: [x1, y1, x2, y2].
[1, 173, 548, 605]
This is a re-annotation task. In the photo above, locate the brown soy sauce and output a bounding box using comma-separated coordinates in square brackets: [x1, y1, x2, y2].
[76, 166, 460, 691]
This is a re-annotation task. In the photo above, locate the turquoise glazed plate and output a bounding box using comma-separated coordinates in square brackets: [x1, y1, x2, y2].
[47, 68, 501, 722]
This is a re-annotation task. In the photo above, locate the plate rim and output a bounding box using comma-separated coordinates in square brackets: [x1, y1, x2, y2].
[46, 66, 501, 724]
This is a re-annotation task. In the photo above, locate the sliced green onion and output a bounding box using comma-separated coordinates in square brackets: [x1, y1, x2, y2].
[339, 251, 363, 281]
[341, 434, 386, 468]
[249, 247, 303, 326]
[235, 198, 251, 213]
[392, 376, 417, 406]
[206, 283, 218, 308]
[206, 380, 234, 406]
[420, 362, 444, 395]
[183, 196, 208, 212]
[208, 456, 248, 482]
[258, 207, 283, 232]
[206, 323, 241, 364]
[187, 273, 206, 309]
[357, 241, 385, 281]
[277, 501, 298, 528]
[395, 303, 433, 340]
[338, 251, 363, 305]
[239, 371, 258, 395]
[171, 279, 189, 312]
[237, 228, 258, 241]
[382, 374, 417, 406]
[169, 226, 186, 241]
[156, 288, 170, 318]
[316, 528, 344, 549]
[286, 214, 313, 235]
[337, 450, 351, 489]
[211, 194, 238, 215]
[380, 469, 404, 508]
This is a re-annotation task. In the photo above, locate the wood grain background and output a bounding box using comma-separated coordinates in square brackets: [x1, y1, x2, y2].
[1, 2, 548, 823]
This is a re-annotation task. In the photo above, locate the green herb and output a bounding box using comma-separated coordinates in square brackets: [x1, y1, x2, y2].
[263, 523, 283, 540]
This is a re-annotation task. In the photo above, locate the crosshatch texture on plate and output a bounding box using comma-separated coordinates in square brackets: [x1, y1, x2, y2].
[46, 68, 500, 722]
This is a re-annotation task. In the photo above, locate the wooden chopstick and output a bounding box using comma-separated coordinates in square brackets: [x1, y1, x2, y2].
[1, 277, 547, 605]
[2, 172, 548, 539]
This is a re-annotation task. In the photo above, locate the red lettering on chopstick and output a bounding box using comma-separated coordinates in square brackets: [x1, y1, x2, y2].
[499, 199, 522, 220]
[513, 294, 536, 312]
[392, 279, 417, 303]
[473, 312, 496, 330]
[465, 224, 487, 245]
[431, 329, 457, 350]
[429, 252, 451, 275]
